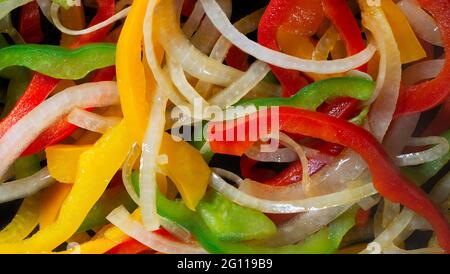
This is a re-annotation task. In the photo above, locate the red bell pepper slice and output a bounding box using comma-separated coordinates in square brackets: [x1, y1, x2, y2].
[322, 0, 367, 72]
[18, 1, 44, 44]
[106, 238, 151, 254]
[258, 0, 323, 97]
[225, 46, 250, 71]
[208, 107, 450, 252]
[355, 208, 371, 228]
[0, 0, 116, 156]
[395, 0, 450, 116]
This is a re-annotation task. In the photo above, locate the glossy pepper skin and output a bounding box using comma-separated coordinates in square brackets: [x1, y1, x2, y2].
[208, 107, 450, 253]
[155, 189, 357, 254]
[257, 0, 314, 97]
[395, 0, 450, 116]
[237, 77, 374, 110]
[322, 0, 367, 71]
[18, 1, 44, 44]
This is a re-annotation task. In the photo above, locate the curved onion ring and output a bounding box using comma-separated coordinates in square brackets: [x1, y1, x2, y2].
[67, 108, 121, 134]
[402, 59, 445, 85]
[0, 168, 54, 204]
[50, 3, 130, 36]
[210, 172, 377, 214]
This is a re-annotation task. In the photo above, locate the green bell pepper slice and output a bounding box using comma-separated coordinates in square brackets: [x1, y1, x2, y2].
[0, 43, 116, 80]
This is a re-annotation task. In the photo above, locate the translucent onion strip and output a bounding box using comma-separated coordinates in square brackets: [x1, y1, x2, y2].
[122, 143, 141, 205]
[397, 0, 443, 47]
[259, 205, 351, 247]
[67, 108, 121, 134]
[139, 86, 168, 231]
[402, 59, 445, 85]
[200, 0, 376, 74]
[166, 57, 209, 107]
[395, 136, 449, 166]
[182, 0, 205, 38]
[0, 168, 54, 204]
[312, 26, 340, 61]
[245, 144, 334, 164]
[50, 3, 130, 36]
[210, 172, 377, 214]
[211, 168, 243, 186]
[0, 0, 33, 21]
[107, 206, 207, 254]
[361, 1, 402, 141]
[190, 0, 232, 55]
[208, 61, 270, 108]
[37, 0, 52, 23]
[0, 81, 119, 178]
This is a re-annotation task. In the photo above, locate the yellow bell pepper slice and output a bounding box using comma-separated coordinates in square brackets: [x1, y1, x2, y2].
[0, 121, 133, 253]
[39, 183, 72, 229]
[381, 0, 426, 64]
[116, 0, 151, 143]
[159, 133, 211, 210]
[45, 145, 92, 183]
[0, 196, 39, 244]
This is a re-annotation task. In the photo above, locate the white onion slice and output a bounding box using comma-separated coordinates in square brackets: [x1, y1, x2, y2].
[0, 168, 54, 204]
[208, 60, 270, 107]
[395, 136, 449, 166]
[383, 114, 420, 156]
[107, 206, 207, 254]
[245, 144, 334, 164]
[259, 205, 351, 247]
[191, 0, 232, 55]
[0, 14, 25, 44]
[430, 172, 450, 205]
[361, 4, 402, 141]
[122, 143, 141, 205]
[37, 0, 52, 23]
[0, 81, 119, 178]
[0, 0, 32, 21]
[239, 178, 305, 201]
[397, 0, 443, 47]
[210, 172, 377, 214]
[67, 108, 121, 134]
[402, 59, 445, 85]
[167, 57, 209, 107]
[312, 26, 340, 61]
[211, 168, 243, 186]
[139, 86, 168, 231]
[50, 3, 130, 36]
[160, 217, 195, 244]
[199, 0, 376, 74]
[182, 0, 205, 38]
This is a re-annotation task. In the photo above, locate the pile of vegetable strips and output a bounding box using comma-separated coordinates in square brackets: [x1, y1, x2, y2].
[0, 0, 448, 254]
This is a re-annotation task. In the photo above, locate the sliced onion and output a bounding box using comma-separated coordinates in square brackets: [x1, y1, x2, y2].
[195, 8, 267, 99]
[37, 0, 52, 23]
[383, 114, 420, 156]
[160, 217, 195, 244]
[397, 0, 443, 47]
[50, 3, 130, 36]
[0, 81, 119, 178]
[0, 168, 54, 204]
[0, 14, 25, 44]
[258, 205, 351, 247]
[402, 59, 445, 85]
[182, 0, 205, 38]
[139, 86, 168, 231]
[208, 61, 270, 107]
[107, 206, 207, 254]
[0, 0, 32, 21]
[239, 178, 305, 201]
[395, 136, 449, 166]
[245, 143, 334, 164]
[199, 0, 376, 74]
[430, 172, 450, 205]
[312, 26, 340, 61]
[361, 4, 402, 141]
[210, 172, 377, 214]
[381, 200, 401, 229]
[211, 168, 243, 186]
[308, 150, 367, 196]
[67, 108, 121, 134]
[191, 0, 232, 55]
[122, 143, 141, 205]
[357, 195, 380, 211]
